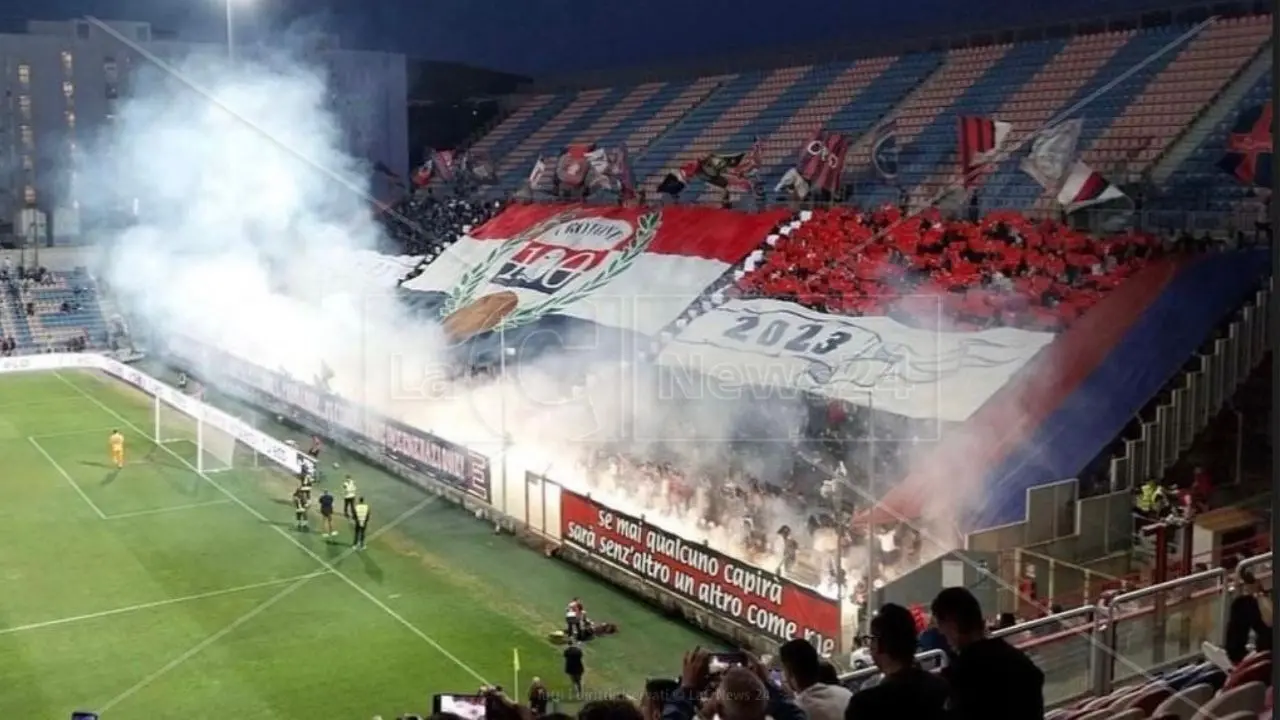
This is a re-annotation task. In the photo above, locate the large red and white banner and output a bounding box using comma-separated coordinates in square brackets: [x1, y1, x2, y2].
[559, 488, 841, 650]
[403, 204, 790, 337]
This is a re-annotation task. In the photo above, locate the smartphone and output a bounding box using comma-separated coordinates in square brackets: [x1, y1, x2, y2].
[432, 693, 488, 720]
[707, 651, 747, 674]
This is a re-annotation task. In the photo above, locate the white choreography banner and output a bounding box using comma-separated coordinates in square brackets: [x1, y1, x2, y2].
[657, 298, 1055, 421]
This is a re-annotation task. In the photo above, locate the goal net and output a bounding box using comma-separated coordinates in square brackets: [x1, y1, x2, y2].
[153, 392, 247, 474]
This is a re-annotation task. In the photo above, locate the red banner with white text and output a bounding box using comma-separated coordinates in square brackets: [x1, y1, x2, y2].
[560, 489, 840, 650]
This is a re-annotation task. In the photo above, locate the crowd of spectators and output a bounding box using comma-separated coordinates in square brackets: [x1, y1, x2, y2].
[408, 586, 1043, 720]
[378, 187, 504, 256]
[738, 206, 1169, 332]
[570, 388, 932, 602]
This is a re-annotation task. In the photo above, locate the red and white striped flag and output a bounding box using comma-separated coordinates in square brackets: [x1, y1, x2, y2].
[1055, 161, 1126, 213]
[957, 115, 1012, 187]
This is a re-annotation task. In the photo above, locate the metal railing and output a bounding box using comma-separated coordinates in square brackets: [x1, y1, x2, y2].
[839, 553, 1272, 707]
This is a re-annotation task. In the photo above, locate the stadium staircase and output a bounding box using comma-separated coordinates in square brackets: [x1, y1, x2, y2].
[862, 39, 1063, 208]
[1150, 57, 1272, 229]
[494, 79, 704, 192]
[932, 32, 1131, 209]
[797, 53, 945, 196]
[1031, 16, 1272, 211]
[689, 64, 842, 203]
[467, 92, 574, 164]
[0, 284, 19, 343]
[634, 71, 764, 189]
[841, 47, 1004, 205]
[3, 281, 31, 347]
[496, 85, 631, 181]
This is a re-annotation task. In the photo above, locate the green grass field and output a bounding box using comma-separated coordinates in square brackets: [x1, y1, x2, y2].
[0, 368, 713, 719]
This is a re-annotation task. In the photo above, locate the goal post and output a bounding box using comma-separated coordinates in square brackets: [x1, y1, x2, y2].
[152, 391, 250, 474]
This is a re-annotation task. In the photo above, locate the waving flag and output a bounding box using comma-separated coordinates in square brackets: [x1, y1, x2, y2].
[658, 160, 699, 197]
[1021, 118, 1082, 192]
[774, 168, 811, 199]
[958, 115, 1012, 187]
[556, 144, 593, 188]
[433, 150, 457, 181]
[1219, 101, 1273, 189]
[798, 130, 848, 194]
[528, 157, 553, 193]
[462, 151, 497, 185]
[1056, 161, 1126, 213]
[871, 121, 899, 181]
[411, 157, 433, 188]
[586, 147, 635, 197]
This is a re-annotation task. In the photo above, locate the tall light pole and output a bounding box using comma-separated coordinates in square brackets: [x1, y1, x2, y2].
[224, 0, 236, 61]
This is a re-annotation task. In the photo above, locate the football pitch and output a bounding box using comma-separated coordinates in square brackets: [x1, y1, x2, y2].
[0, 368, 713, 719]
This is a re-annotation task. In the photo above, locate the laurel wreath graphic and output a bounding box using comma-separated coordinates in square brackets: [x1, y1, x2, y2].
[439, 211, 662, 334]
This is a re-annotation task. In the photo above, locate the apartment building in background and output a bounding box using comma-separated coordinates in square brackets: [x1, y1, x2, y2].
[0, 18, 408, 245]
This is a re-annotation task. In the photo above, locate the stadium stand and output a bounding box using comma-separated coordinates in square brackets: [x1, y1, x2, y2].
[0, 266, 108, 353]
[735, 206, 1162, 331]
[490, 76, 725, 194]
[1071, 16, 1272, 181]
[1156, 70, 1273, 224]
[466, 92, 575, 164]
[42, 7, 1269, 717]
[377, 192, 502, 257]
[924, 30, 1134, 208]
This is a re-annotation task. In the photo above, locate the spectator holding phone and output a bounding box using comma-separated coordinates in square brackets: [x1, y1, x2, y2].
[778, 638, 851, 720]
[663, 648, 804, 720]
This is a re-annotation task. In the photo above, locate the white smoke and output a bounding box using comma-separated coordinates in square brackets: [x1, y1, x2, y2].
[83, 46, 947, 613]
[84, 49, 451, 401]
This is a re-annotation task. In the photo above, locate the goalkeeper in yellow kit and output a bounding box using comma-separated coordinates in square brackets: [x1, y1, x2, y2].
[109, 429, 125, 469]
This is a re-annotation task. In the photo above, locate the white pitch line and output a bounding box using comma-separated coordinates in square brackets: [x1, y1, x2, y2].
[97, 493, 444, 713]
[51, 372, 489, 686]
[0, 571, 328, 637]
[104, 500, 232, 520]
[98, 570, 316, 712]
[28, 435, 108, 519]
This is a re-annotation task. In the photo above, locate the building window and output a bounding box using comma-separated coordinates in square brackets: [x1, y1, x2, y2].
[23, 186, 35, 206]
[65, 111, 76, 129]
[17, 95, 30, 122]
[76, 22, 90, 40]
[104, 56, 118, 82]
[62, 81, 74, 100]
[21, 155, 33, 171]
[17, 64, 29, 87]
[61, 51, 73, 76]
[19, 125, 33, 150]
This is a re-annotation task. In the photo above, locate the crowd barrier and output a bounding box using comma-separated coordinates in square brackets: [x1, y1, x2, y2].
[843, 553, 1270, 707]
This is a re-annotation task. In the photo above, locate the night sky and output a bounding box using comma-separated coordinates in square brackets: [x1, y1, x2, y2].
[1, 0, 1202, 76]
